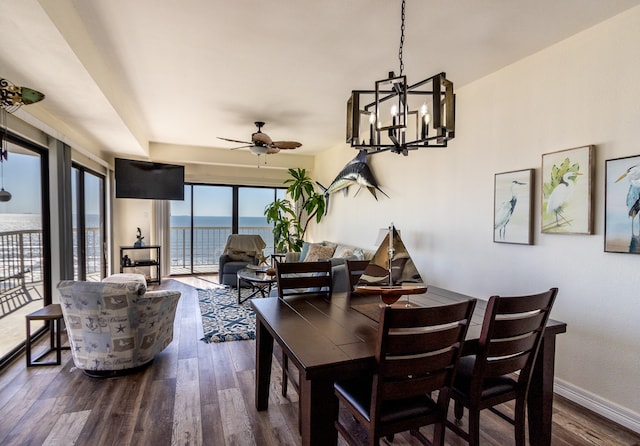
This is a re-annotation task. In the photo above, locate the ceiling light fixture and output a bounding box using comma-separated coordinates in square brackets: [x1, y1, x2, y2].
[0, 112, 12, 203]
[1, 77, 46, 202]
[346, 0, 455, 156]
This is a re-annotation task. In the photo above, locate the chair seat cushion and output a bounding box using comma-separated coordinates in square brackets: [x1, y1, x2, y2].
[453, 355, 518, 400]
[222, 261, 251, 274]
[335, 377, 437, 425]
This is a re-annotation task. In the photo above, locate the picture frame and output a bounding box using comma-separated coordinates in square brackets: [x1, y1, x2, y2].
[494, 169, 534, 245]
[605, 154, 640, 254]
[541, 145, 594, 234]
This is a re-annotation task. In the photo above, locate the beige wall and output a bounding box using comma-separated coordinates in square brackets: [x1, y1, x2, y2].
[314, 6, 640, 431]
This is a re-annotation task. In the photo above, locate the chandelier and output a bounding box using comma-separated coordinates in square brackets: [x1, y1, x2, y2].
[1, 77, 46, 202]
[346, 0, 455, 156]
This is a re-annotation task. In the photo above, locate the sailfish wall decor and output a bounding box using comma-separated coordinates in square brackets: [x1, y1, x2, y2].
[316, 150, 388, 214]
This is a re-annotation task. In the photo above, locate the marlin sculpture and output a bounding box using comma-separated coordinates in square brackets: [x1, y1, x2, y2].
[317, 150, 388, 214]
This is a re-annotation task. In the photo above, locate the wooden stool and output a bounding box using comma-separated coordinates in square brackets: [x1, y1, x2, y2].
[25, 304, 69, 367]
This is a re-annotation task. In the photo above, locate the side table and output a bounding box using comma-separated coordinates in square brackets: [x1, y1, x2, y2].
[237, 268, 277, 304]
[25, 304, 70, 367]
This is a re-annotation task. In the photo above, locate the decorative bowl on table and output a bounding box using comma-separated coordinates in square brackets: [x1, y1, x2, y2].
[265, 267, 276, 277]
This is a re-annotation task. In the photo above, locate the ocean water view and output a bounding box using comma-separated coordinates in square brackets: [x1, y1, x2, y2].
[0, 213, 42, 232]
[170, 215, 269, 228]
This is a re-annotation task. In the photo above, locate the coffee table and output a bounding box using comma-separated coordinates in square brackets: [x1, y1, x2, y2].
[236, 267, 277, 304]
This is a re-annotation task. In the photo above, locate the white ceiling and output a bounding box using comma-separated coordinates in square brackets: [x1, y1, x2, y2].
[2, 0, 639, 164]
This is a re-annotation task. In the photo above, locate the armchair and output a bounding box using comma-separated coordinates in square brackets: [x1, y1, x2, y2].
[218, 234, 266, 287]
[57, 279, 180, 377]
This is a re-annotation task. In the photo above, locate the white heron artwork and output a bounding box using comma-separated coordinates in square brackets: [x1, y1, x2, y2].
[542, 146, 593, 234]
[605, 155, 640, 254]
[493, 169, 533, 244]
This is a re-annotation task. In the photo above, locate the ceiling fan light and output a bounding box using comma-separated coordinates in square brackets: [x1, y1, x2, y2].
[250, 146, 269, 155]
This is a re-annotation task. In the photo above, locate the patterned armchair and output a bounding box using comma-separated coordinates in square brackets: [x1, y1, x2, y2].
[57, 278, 181, 377]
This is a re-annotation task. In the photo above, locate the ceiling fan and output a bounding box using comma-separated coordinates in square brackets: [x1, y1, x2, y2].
[217, 121, 302, 156]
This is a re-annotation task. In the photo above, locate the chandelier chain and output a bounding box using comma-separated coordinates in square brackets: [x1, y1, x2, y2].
[398, 0, 405, 76]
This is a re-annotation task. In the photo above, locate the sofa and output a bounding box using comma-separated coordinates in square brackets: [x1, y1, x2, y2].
[282, 241, 376, 294]
[57, 273, 181, 377]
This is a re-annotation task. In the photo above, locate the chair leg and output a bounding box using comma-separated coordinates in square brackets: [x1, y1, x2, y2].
[468, 408, 481, 446]
[514, 398, 526, 446]
[281, 351, 288, 397]
[432, 422, 446, 446]
[454, 399, 464, 420]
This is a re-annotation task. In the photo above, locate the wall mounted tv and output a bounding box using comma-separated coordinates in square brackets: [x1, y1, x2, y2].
[115, 158, 185, 200]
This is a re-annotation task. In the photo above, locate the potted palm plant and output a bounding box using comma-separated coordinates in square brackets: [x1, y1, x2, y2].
[264, 168, 326, 253]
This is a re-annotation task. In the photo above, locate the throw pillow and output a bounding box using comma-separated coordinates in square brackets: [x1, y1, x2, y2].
[304, 244, 335, 262]
[333, 244, 355, 258]
[299, 241, 312, 262]
[227, 250, 254, 262]
[352, 249, 365, 260]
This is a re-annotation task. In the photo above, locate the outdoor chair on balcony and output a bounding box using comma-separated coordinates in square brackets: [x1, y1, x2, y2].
[57, 275, 181, 377]
[218, 234, 266, 287]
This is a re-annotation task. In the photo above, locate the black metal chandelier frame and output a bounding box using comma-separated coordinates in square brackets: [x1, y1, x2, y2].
[345, 0, 456, 156]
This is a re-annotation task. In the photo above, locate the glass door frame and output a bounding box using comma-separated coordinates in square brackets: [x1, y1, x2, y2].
[0, 132, 51, 369]
[71, 162, 106, 281]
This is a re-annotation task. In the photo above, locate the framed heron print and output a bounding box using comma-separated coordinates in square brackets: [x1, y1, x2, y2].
[541, 145, 594, 234]
[494, 169, 534, 244]
[605, 154, 640, 254]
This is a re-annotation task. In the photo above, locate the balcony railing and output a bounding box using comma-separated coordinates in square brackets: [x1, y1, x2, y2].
[0, 230, 44, 318]
[1, 224, 276, 296]
[170, 225, 275, 275]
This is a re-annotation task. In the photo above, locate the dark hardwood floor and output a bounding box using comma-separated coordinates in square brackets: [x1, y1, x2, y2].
[0, 277, 638, 445]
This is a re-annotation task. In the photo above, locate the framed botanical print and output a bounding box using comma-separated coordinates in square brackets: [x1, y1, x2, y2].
[494, 169, 534, 245]
[605, 154, 640, 253]
[541, 145, 594, 234]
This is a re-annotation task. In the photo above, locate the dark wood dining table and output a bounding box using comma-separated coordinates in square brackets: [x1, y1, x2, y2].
[252, 286, 567, 446]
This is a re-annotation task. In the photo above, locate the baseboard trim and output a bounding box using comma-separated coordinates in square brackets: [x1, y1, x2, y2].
[554, 378, 640, 434]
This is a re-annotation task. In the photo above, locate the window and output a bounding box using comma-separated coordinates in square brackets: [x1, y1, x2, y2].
[169, 184, 282, 275]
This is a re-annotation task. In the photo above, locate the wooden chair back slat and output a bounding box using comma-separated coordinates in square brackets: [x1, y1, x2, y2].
[375, 299, 476, 404]
[346, 259, 371, 293]
[276, 261, 332, 299]
[472, 287, 558, 393]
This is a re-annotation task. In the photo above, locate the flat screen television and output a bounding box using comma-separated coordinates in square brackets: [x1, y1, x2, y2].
[115, 158, 185, 200]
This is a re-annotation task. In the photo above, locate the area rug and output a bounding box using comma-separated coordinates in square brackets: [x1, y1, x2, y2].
[198, 286, 256, 343]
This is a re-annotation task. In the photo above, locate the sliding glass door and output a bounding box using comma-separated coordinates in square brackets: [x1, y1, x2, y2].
[0, 138, 49, 366]
[169, 184, 283, 275]
[170, 185, 233, 275]
[71, 164, 105, 281]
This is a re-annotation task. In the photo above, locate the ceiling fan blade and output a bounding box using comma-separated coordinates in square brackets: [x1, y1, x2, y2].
[217, 137, 253, 145]
[273, 141, 302, 150]
[266, 147, 280, 154]
[230, 144, 255, 150]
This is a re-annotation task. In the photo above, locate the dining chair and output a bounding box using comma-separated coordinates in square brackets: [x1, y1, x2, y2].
[446, 288, 558, 446]
[275, 261, 332, 400]
[345, 259, 370, 296]
[334, 298, 477, 446]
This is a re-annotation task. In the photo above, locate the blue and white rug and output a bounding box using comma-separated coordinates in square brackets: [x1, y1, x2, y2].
[198, 287, 256, 343]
